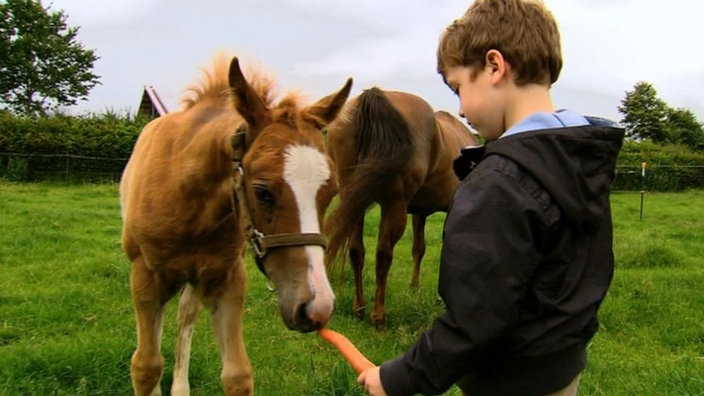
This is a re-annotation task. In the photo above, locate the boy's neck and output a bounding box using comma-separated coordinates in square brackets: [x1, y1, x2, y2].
[504, 83, 555, 131]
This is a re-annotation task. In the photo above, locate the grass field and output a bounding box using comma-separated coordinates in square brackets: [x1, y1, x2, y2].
[0, 182, 702, 395]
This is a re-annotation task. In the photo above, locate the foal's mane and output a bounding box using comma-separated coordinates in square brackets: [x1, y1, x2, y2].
[180, 52, 308, 123]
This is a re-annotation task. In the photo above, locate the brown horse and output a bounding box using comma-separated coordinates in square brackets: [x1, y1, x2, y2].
[325, 88, 477, 331]
[120, 54, 352, 395]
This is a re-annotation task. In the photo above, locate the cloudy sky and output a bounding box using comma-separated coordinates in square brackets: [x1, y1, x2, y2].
[48, 0, 704, 123]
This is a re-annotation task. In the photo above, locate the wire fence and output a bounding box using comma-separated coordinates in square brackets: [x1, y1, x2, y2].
[1, 152, 128, 183]
[1, 152, 703, 190]
[612, 164, 704, 192]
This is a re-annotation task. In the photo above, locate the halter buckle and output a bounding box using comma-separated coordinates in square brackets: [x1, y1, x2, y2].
[250, 229, 266, 258]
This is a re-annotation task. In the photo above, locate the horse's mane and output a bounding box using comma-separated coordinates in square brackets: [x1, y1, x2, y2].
[180, 52, 310, 129]
[180, 52, 278, 110]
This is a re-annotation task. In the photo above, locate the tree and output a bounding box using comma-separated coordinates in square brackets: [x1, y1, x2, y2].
[0, 0, 100, 116]
[618, 81, 668, 142]
[666, 107, 704, 150]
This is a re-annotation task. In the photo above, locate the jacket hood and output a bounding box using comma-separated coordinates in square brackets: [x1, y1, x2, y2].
[484, 122, 624, 232]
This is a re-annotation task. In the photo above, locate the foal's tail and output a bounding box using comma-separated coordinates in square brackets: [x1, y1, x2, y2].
[325, 87, 414, 266]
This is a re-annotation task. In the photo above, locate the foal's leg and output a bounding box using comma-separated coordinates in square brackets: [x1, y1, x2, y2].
[373, 201, 408, 331]
[409, 214, 427, 288]
[349, 218, 366, 319]
[208, 260, 252, 396]
[172, 284, 201, 396]
[130, 257, 168, 396]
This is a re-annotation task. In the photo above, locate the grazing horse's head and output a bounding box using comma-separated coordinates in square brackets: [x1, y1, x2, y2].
[228, 57, 352, 332]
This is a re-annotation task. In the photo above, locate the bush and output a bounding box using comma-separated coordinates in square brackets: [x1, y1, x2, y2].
[0, 111, 148, 158]
[4, 156, 29, 182]
[0, 111, 149, 182]
[0, 112, 702, 189]
[613, 140, 704, 191]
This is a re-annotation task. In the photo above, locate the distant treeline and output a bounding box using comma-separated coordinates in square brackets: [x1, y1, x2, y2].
[1, 112, 703, 190]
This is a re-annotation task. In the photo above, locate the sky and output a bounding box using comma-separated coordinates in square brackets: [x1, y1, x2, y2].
[47, 0, 704, 123]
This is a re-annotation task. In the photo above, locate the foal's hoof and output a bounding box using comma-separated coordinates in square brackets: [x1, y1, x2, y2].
[354, 305, 366, 319]
[373, 319, 387, 332]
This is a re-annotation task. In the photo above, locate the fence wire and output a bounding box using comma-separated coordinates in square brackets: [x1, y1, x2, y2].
[1, 152, 703, 190]
[1, 152, 128, 183]
[612, 164, 704, 192]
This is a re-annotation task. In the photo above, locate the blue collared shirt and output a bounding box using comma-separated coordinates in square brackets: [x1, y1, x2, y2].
[501, 109, 589, 139]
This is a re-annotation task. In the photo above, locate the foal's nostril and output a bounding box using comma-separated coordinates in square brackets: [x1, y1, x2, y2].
[295, 303, 318, 333]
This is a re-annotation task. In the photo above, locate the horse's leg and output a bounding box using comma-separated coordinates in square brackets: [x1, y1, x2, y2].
[410, 214, 427, 288]
[349, 218, 366, 319]
[209, 260, 252, 396]
[130, 257, 167, 396]
[373, 201, 408, 331]
[171, 284, 201, 396]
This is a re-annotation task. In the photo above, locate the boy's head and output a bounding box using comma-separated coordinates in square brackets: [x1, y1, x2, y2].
[437, 0, 562, 87]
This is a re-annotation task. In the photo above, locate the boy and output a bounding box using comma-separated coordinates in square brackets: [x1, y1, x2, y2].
[357, 0, 625, 395]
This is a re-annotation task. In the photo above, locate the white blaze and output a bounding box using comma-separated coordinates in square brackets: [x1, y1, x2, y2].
[283, 145, 335, 319]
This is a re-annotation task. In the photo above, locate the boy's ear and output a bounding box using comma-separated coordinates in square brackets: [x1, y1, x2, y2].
[486, 49, 507, 83]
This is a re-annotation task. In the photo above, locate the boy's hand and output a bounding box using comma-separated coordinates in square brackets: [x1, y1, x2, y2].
[357, 366, 387, 396]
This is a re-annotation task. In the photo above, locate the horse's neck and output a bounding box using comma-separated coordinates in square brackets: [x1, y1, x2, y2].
[175, 107, 240, 194]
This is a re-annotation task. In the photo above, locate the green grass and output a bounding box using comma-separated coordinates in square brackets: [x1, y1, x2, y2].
[0, 183, 702, 395]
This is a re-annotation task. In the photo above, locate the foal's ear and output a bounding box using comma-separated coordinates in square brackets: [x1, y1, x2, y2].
[228, 57, 271, 135]
[302, 78, 353, 129]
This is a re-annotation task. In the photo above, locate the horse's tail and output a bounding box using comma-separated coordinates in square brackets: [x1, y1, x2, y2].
[354, 87, 414, 163]
[325, 87, 414, 267]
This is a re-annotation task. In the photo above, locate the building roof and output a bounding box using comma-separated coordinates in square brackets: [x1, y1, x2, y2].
[137, 85, 168, 118]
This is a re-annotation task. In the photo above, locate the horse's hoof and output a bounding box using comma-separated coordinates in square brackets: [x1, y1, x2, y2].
[374, 320, 387, 332]
[354, 305, 366, 319]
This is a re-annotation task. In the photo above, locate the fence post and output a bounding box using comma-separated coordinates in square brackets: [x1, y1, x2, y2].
[640, 162, 646, 221]
[65, 154, 70, 182]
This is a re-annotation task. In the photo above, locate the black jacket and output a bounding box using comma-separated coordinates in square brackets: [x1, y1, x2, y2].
[380, 121, 625, 396]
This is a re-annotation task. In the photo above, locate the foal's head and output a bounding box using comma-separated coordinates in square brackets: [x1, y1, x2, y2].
[228, 57, 352, 332]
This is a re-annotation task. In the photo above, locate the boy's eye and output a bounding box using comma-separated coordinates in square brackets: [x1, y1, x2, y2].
[452, 86, 460, 96]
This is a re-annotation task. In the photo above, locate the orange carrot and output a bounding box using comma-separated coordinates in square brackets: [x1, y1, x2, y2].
[318, 328, 376, 373]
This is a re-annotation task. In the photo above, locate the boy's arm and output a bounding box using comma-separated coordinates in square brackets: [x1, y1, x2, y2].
[380, 160, 547, 395]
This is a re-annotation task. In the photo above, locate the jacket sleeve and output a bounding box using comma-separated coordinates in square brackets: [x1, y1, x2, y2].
[380, 160, 547, 395]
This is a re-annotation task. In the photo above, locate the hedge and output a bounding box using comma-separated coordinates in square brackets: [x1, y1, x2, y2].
[0, 111, 148, 182]
[1, 112, 703, 190]
[612, 141, 704, 191]
[0, 111, 146, 158]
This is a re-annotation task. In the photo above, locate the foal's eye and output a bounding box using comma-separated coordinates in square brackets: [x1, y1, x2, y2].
[252, 186, 274, 205]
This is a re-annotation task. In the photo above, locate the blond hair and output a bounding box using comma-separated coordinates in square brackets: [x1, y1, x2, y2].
[437, 0, 562, 86]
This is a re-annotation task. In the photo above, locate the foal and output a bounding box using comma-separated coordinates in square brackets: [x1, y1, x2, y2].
[120, 54, 352, 395]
